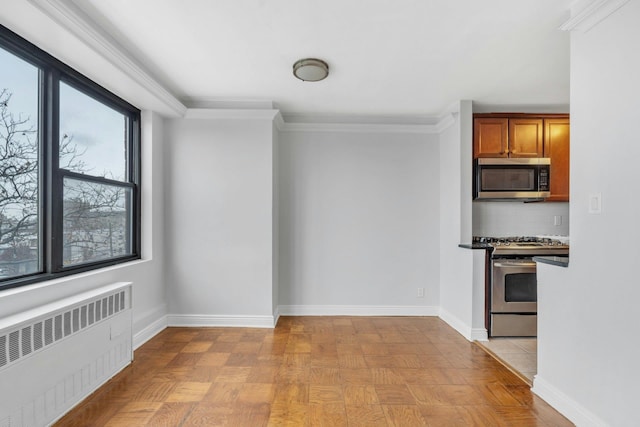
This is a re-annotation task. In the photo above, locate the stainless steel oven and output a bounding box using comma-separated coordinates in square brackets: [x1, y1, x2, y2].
[478, 236, 570, 337]
[491, 258, 538, 337]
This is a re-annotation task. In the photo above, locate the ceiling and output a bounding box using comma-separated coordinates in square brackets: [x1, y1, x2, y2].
[72, 0, 572, 119]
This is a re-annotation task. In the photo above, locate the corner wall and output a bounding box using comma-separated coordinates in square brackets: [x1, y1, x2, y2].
[438, 101, 486, 340]
[533, 2, 640, 425]
[164, 114, 277, 326]
[277, 128, 440, 314]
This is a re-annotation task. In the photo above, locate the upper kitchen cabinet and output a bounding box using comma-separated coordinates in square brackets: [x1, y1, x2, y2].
[473, 116, 543, 158]
[473, 113, 570, 202]
[473, 118, 508, 157]
[544, 117, 570, 202]
[509, 118, 544, 158]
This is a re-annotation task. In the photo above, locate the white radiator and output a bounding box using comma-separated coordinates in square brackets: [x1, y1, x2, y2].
[0, 282, 133, 427]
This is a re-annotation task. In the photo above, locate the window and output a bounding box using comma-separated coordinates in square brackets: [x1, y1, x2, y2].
[0, 25, 140, 289]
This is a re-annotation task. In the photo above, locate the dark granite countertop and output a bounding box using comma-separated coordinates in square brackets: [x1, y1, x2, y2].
[458, 243, 492, 250]
[533, 256, 569, 267]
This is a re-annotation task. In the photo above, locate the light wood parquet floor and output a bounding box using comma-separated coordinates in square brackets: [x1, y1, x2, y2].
[54, 316, 573, 426]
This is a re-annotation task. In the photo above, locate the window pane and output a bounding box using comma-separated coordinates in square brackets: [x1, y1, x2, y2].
[59, 82, 128, 181]
[63, 177, 131, 266]
[0, 46, 40, 280]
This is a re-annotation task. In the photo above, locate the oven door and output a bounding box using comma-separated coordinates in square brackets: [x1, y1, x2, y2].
[491, 259, 537, 313]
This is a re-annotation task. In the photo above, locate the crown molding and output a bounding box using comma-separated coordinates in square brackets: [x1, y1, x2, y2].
[281, 112, 440, 125]
[435, 113, 457, 133]
[560, 0, 631, 32]
[273, 112, 286, 130]
[182, 97, 275, 110]
[276, 112, 449, 134]
[26, 0, 186, 117]
[184, 108, 280, 121]
[277, 121, 442, 134]
[183, 100, 450, 132]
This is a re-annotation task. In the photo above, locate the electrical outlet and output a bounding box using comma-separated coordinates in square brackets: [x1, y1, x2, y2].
[554, 215, 562, 226]
[417, 287, 424, 298]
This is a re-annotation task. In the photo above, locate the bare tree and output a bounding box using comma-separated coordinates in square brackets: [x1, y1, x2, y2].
[0, 89, 125, 276]
[0, 89, 38, 267]
[62, 180, 128, 265]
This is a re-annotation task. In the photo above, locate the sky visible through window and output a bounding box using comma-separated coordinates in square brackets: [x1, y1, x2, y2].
[0, 46, 38, 222]
[1, 46, 128, 201]
[1, 44, 133, 279]
[0, 46, 39, 277]
[60, 82, 127, 181]
[0, 47, 36, 118]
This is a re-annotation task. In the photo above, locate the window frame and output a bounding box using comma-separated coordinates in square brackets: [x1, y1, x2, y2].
[0, 24, 141, 291]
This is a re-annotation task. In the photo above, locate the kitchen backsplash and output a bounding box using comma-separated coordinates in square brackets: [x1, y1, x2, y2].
[472, 201, 569, 238]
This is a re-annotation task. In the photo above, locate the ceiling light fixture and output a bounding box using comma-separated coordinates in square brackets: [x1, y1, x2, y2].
[293, 58, 329, 82]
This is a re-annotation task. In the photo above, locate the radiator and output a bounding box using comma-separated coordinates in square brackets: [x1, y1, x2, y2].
[0, 282, 133, 427]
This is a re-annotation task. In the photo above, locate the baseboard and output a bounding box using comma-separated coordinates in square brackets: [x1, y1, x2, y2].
[273, 306, 281, 326]
[140, 307, 482, 343]
[133, 314, 168, 350]
[532, 375, 609, 427]
[277, 305, 440, 316]
[470, 328, 488, 341]
[438, 308, 474, 341]
[167, 314, 276, 328]
[164, 307, 438, 329]
[132, 304, 168, 349]
[436, 310, 486, 342]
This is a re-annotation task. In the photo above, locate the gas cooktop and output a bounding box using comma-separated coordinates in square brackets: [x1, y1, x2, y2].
[474, 236, 570, 256]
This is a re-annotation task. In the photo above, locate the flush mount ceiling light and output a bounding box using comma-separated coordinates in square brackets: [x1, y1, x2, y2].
[293, 58, 329, 82]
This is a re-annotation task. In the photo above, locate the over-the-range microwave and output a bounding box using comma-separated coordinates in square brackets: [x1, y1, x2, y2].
[474, 157, 550, 200]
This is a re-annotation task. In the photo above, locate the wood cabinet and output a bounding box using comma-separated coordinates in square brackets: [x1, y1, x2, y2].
[544, 118, 570, 202]
[473, 113, 570, 202]
[473, 118, 508, 157]
[508, 119, 544, 158]
[474, 117, 543, 158]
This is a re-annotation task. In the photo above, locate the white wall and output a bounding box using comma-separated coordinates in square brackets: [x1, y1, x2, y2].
[272, 125, 280, 318]
[438, 101, 486, 339]
[136, 110, 168, 340]
[473, 201, 570, 237]
[533, 2, 640, 426]
[277, 129, 439, 313]
[164, 116, 277, 323]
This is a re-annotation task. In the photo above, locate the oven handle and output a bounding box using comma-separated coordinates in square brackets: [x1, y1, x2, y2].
[493, 261, 537, 268]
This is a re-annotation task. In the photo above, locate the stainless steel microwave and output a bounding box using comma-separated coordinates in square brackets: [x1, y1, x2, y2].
[474, 158, 550, 200]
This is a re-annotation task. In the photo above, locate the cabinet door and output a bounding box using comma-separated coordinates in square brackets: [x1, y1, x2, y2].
[544, 118, 570, 202]
[508, 119, 543, 157]
[474, 118, 508, 158]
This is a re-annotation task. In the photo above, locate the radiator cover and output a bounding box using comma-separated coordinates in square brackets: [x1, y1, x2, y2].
[0, 282, 132, 427]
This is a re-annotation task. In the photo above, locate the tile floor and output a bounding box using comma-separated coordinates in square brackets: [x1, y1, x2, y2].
[476, 338, 537, 385]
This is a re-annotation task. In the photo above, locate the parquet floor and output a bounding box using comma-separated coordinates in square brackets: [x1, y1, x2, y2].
[55, 316, 573, 426]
